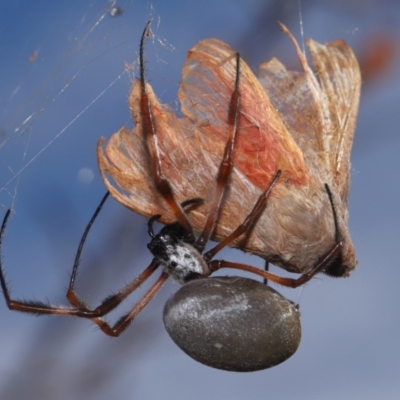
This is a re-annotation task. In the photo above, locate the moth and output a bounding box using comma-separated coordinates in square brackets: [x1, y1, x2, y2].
[98, 24, 361, 278]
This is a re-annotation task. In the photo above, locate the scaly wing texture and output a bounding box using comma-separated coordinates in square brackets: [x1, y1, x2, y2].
[307, 38, 361, 204]
[259, 26, 360, 204]
[179, 38, 308, 189]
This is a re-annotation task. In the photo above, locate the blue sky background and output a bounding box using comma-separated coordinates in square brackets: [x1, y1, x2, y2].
[1, 1, 400, 399]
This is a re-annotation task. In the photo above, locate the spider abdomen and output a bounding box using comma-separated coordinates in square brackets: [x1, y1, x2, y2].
[164, 276, 301, 371]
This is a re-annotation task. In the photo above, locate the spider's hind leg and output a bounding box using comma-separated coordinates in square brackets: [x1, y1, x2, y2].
[208, 183, 344, 288]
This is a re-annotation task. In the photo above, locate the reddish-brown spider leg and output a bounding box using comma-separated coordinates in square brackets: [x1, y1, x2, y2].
[68, 265, 168, 337]
[0, 207, 167, 336]
[65, 191, 150, 313]
[93, 271, 169, 337]
[65, 196, 203, 334]
[208, 182, 343, 288]
[209, 241, 341, 288]
[195, 52, 241, 253]
[66, 259, 161, 324]
[139, 21, 195, 243]
[62, 190, 164, 334]
[203, 170, 281, 262]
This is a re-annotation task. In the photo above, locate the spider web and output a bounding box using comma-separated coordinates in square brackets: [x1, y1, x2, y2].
[1, 1, 147, 209]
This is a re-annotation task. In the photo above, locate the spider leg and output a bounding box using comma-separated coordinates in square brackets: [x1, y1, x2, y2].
[0, 209, 86, 315]
[77, 198, 203, 335]
[148, 198, 203, 238]
[204, 170, 281, 261]
[65, 190, 139, 313]
[63, 191, 168, 332]
[67, 259, 160, 317]
[88, 271, 168, 337]
[66, 192, 203, 333]
[0, 205, 166, 335]
[263, 261, 269, 285]
[0, 209, 82, 316]
[209, 183, 343, 288]
[194, 52, 242, 253]
[67, 191, 109, 302]
[209, 241, 341, 288]
[139, 21, 195, 243]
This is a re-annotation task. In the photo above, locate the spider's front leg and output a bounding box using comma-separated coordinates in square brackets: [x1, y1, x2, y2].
[139, 21, 195, 244]
[194, 52, 242, 254]
[204, 170, 281, 262]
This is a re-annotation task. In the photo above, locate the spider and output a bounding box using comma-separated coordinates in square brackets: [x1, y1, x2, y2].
[0, 21, 343, 339]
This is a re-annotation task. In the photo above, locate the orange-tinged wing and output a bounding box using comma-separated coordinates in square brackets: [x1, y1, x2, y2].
[307, 38, 360, 204]
[98, 27, 359, 275]
[258, 25, 360, 204]
[179, 38, 308, 190]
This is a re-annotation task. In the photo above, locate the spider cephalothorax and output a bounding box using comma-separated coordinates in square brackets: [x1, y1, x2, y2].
[148, 218, 209, 284]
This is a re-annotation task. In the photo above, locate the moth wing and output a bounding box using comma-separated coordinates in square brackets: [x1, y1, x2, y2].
[98, 81, 218, 227]
[258, 58, 326, 177]
[306, 38, 361, 204]
[98, 31, 358, 273]
[179, 38, 309, 190]
[258, 27, 360, 204]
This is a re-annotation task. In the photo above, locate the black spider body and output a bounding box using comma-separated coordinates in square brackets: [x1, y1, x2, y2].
[147, 222, 208, 284]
